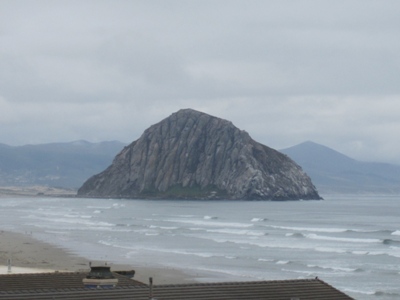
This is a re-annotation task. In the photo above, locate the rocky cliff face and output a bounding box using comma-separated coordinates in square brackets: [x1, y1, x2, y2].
[78, 109, 322, 200]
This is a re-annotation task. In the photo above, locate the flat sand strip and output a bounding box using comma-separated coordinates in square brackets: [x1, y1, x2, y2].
[0, 230, 198, 284]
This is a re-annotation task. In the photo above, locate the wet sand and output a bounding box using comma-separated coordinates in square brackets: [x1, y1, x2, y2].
[0, 230, 198, 284]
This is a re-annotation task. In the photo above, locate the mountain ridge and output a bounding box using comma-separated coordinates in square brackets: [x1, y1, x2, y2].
[0, 140, 126, 189]
[280, 141, 400, 194]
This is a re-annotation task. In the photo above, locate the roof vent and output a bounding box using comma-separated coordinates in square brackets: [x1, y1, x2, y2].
[82, 265, 118, 289]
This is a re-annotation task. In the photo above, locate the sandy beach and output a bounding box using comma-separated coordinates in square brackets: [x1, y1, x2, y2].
[0, 230, 197, 284]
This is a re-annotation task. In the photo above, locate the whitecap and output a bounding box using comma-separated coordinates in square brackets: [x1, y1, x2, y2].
[314, 247, 347, 254]
[169, 219, 253, 228]
[149, 225, 179, 230]
[285, 232, 305, 238]
[343, 288, 376, 296]
[270, 225, 347, 233]
[258, 258, 274, 262]
[305, 233, 380, 243]
[307, 264, 361, 273]
[251, 218, 267, 222]
[206, 228, 265, 236]
[80, 215, 92, 219]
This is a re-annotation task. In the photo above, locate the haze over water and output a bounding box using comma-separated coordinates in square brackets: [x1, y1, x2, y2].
[1, 195, 399, 299]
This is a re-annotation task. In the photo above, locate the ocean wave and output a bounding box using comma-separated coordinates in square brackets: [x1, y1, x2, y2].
[355, 250, 400, 259]
[269, 225, 348, 233]
[314, 247, 347, 254]
[268, 225, 389, 235]
[343, 288, 376, 296]
[285, 232, 305, 238]
[351, 250, 370, 255]
[251, 218, 268, 222]
[87, 205, 113, 210]
[392, 230, 400, 236]
[206, 228, 265, 236]
[204, 215, 218, 220]
[307, 264, 363, 273]
[204, 236, 350, 255]
[25, 215, 115, 228]
[374, 290, 400, 297]
[383, 238, 400, 246]
[149, 225, 179, 230]
[258, 258, 274, 262]
[125, 247, 228, 259]
[344, 288, 400, 299]
[169, 219, 253, 228]
[45, 230, 70, 235]
[304, 233, 381, 243]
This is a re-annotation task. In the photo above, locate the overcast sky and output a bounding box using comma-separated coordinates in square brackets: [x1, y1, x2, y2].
[1, 1, 400, 164]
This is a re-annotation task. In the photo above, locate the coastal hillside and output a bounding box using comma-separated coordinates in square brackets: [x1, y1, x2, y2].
[0, 141, 125, 189]
[78, 109, 321, 200]
[281, 141, 400, 194]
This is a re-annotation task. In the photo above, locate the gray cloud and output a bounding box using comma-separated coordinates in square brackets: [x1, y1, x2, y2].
[1, 1, 400, 164]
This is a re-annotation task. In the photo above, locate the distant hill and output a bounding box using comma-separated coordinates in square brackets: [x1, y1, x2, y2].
[0, 140, 126, 189]
[280, 141, 400, 194]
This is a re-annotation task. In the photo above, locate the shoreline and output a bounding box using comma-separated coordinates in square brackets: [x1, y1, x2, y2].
[0, 230, 199, 284]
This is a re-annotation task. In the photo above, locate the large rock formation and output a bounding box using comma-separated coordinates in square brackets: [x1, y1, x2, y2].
[78, 109, 322, 200]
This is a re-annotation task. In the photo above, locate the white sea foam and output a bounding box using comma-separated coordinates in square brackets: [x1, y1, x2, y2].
[126, 247, 219, 259]
[258, 258, 274, 262]
[285, 232, 305, 238]
[169, 219, 253, 228]
[80, 215, 92, 219]
[87, 206, 113, 210]
[392, 230, 400, 236]
[343, 288, 376, 296]
[270, 225, 347, 233]
[45, 230, 69, 235]
[204, 216, 218, 220]
[307, 264, 360, 273]
[251, 218, 267, 222]
[352, 250, 369, 255]
[304, 233, 380, 243]
[314, 247, 347, 254]
[149, 225, 179, 230]
[206, 228, 265, 236]
[25, 215, 115, 228]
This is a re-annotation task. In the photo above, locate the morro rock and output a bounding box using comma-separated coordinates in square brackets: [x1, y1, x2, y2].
[78, 109, 322, 200]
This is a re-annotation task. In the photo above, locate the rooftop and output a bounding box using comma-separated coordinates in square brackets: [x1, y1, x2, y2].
[0, 272, 354, 300]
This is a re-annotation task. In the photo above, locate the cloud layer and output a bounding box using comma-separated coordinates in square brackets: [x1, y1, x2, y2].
[1, 1, 400, 164]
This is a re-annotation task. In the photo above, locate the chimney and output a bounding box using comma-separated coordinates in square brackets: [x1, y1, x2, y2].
[82, 265, 118, 289]
[7, 259, 11, 273]
[149, 277, 154, 300]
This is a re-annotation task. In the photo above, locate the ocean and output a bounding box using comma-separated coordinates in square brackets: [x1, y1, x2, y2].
[0, 195, 399, 299]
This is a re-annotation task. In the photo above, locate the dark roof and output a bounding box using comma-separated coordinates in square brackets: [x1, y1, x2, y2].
[0, 276, 354, 300]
